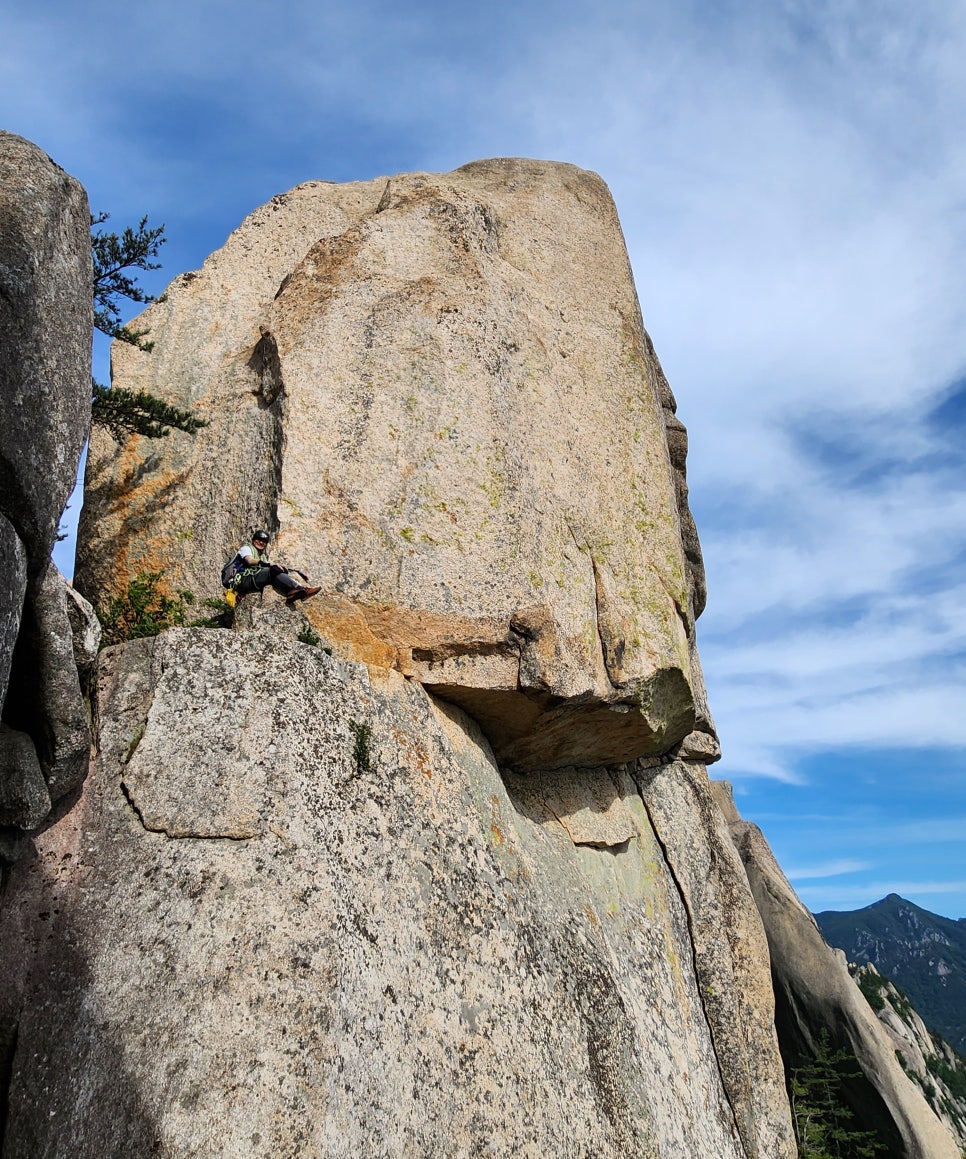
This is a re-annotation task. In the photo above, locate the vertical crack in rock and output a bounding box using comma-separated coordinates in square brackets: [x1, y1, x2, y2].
[590, 555, 623, 689]
[638, 787, 748, 1155]
[246, 328, 286, 540]
[375, 178, 392, 213]
[119, 778, 159, 833]
[564, 518, 611, 688]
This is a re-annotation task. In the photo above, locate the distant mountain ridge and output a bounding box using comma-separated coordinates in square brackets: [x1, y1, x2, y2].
[816, 893, 966, 1054]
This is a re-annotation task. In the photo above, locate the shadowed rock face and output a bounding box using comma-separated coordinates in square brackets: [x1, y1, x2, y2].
[0, 132, 93, 846]
[75, 158, 713, 771]
[0, 132, 91, 580]
[712, 781, 961, 1159]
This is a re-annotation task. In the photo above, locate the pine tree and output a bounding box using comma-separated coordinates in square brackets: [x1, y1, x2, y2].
[91, 212, 164, 350]
[790, 1031, 887, 1159]
[89, 214, 207, 440]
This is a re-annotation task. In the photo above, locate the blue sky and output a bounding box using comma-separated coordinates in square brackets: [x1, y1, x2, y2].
[4, 0, 965, 918]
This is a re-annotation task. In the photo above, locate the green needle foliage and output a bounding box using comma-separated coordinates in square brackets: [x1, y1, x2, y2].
[790, 1031, 886, 1158]
[89, 213, 207, 441]
[91, 212, 164, 349]
[91, 382, 206, 441]
[348, 720, 373, 776]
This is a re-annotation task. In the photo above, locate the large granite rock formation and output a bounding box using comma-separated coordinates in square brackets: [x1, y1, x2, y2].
[713, 782, 960, 1159]
[0, 628, 794, 1159]
[0, 132, 94, 845]
[76, 159, 714, 773]
[5, 157, 957, 1158]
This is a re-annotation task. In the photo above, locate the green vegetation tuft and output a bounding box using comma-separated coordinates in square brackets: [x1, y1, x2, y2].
[348, 720, 372, 776]
[101, 572, 193, 647]
[852, 966, 886, 1013]
[101, 575, 235, 646]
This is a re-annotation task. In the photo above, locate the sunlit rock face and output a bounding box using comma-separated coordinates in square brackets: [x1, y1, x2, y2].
[0, 629, 793, 1159]
[851, 963, 966, 1149]
[75, 159, 714, 772]
[4, 150, 960, 1159]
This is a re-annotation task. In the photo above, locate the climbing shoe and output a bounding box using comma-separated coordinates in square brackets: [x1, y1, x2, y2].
[286, 586, 321, 604]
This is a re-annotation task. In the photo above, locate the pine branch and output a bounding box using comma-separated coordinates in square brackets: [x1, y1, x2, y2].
[91, 380, 207, 441]
[91, 213, 166, 349]
[89, 214, 206, 442]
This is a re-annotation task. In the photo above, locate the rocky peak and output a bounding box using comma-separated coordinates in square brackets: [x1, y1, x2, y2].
[75, 158, 715, 773]
[818, 894, 966, 1055]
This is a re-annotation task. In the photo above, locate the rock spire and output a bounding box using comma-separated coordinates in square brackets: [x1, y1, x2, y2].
[76, 158, 715, 773]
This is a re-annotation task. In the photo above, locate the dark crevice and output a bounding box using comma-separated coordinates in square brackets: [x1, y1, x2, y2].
[119, 779, 162, 834]
[592, 555, 626, 684]
[247, 330, 285, 407]
[507, 618, 538, 643]
[0, 1016, 18, 1153]
[411, 639, 518, 664]
[118, 781, 252, 843]
[375, 179, 392, 213]
[573, 838, 631, 855]
[244, 332, 286, 545]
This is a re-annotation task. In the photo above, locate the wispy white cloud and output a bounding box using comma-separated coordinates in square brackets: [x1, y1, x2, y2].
[742, 813, 966, 846]
[786, 858, 873, 880]
[476, 2, 966, 820]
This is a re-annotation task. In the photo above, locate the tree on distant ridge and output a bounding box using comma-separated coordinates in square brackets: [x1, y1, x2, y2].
[89, 213, 206, 440]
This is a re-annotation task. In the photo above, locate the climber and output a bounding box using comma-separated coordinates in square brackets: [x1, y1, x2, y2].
[222, 529, 321, 604]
